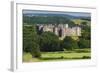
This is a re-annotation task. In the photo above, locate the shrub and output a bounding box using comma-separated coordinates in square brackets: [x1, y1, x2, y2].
[60, 56, 64, 59]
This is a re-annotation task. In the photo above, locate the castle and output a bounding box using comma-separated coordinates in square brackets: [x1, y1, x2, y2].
[36, 24, 81, 39]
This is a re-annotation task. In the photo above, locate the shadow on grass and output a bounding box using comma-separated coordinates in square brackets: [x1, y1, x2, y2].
[39, 56, 91, 60]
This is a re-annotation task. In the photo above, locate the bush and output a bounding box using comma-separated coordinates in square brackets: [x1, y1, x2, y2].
[60, 56, 64, 59]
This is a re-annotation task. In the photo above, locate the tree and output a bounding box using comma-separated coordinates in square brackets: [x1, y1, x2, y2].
[23, 25, 41, 58]
[40, 32, 63, 52]
[78, 22, 91, 48]
[81, 26, 91, 40]
[23, 15, 76, 27]
[78, 38, 90, 48]
[30, 42, 41, 58]
[81, 21, 87, 25]
[62, 36, 79, 50]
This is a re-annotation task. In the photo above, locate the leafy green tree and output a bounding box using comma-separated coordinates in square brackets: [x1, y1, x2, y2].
[81, 21, 87, 25]
[78, 23, 91, 48]
[81, 26, 91, 40]
[30, 42, 41, 58]
[40, 32, 63, 52]
[62, 36, 79, 50]
[78, 38, 90, 48]
[23, 25, 41, 58]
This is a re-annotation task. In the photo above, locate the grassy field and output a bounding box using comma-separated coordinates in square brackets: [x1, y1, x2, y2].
[72, 19, 91, 25]
[23, 49, 91, 62]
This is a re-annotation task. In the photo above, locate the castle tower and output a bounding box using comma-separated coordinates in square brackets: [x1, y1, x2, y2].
[76, 27, 81, 36]
[53, 27, 58, 36]
[65, 24, 68, 28]
[71, 26, 81, 36]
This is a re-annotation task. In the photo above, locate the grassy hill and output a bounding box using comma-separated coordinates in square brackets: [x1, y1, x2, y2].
[72, 19, 91, 26]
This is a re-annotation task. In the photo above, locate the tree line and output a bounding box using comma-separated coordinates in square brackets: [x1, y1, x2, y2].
[23, 16, 76, 27]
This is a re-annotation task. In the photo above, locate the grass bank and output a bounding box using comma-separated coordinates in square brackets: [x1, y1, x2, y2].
[23, 48, 91, 62]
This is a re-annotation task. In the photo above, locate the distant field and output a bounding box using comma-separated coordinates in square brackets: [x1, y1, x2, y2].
[23, 49, 91, 62]
[72, 19, 91, 25]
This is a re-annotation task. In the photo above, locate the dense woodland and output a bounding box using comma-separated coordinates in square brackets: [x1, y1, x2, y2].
[23, 15, 77, 27]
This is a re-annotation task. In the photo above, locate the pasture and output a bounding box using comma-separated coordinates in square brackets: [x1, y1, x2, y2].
[23, 49, 91, 62]
[72, 19, 91, 25]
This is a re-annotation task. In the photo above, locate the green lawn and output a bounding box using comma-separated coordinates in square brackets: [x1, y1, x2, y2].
[23, 49, 91, 62]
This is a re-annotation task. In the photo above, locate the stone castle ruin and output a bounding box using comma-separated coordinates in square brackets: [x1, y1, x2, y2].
[36, 24, 81, 39]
